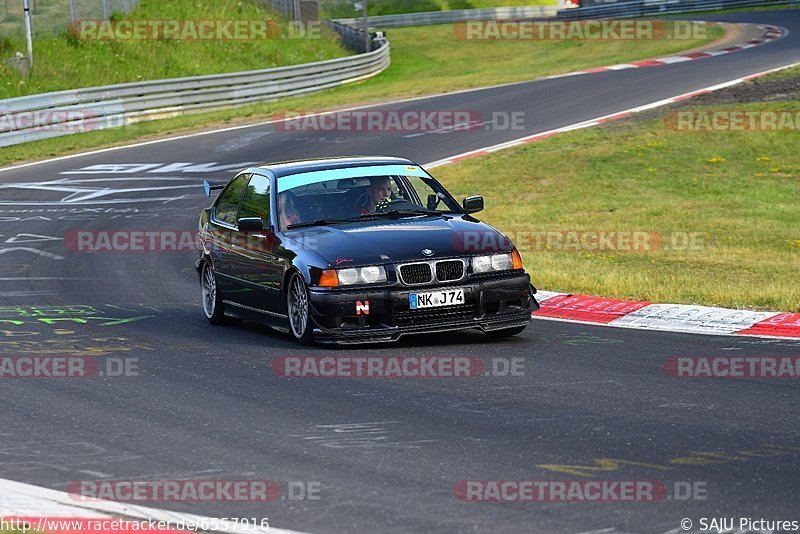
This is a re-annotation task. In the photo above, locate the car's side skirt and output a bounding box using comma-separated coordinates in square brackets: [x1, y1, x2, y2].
[223, 299, 288, 319]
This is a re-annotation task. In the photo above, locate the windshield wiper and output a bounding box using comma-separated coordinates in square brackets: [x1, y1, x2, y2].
[287, 218, 357, 229]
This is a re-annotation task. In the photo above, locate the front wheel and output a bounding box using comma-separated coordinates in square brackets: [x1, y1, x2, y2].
[486, 325, 527, 339]
[201, 262, 226, 325]
[287, 273, 315, 345]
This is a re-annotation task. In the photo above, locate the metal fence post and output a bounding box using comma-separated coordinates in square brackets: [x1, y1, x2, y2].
[23, 0, 34, 68]
[362, 0, 370, 52]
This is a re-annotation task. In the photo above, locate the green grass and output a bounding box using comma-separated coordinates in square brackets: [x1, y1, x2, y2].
[0, 21, 723, 166]
[0, 0, 349, 98]
[763, 64, 800, 80]
[432, 101, 800, 311]
[319, 0, 556, 19]
[689, 3, 799, 15]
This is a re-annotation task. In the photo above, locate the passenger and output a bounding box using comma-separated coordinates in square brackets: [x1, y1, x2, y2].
[357, 176, 393, 215]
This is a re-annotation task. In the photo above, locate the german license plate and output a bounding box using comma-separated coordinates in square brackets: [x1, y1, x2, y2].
[409, 288, 465, 309]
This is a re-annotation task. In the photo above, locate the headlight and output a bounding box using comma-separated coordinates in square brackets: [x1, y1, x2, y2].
[336, 265, 387, 286]
[491, 253, 513, 271]
[472, 252, 517, 273]
[472, 255, 492, 273]
[359, 265, 384, 283]
[337, 268, 360, 285]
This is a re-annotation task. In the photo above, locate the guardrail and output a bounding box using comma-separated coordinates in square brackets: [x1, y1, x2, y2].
[333, 5, 558, 29]
[557, 0, 799, 19]
[0, 30, 388, 148]
[324, 20, 383, 53]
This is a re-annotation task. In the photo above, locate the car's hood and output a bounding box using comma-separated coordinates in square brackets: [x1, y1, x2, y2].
[284, 215, 514, 267]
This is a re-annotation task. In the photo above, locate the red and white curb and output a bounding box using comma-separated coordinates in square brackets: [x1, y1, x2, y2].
[0, 478, 305, 534]
[533, 291, 800, 339]
[548, 24, 785, 77]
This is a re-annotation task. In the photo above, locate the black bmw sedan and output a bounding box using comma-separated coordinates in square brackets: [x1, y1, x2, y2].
[196, 156, 539, 345]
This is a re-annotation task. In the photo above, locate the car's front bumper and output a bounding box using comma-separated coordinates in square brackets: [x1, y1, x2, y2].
[307, 272, 537, 345]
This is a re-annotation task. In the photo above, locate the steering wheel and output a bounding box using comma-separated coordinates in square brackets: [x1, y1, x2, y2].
[376, 198, 417, 213]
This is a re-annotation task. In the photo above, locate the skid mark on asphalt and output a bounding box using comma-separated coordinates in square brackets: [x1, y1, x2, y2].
[0, 206, 198, 223]
[0, 440, 144, 474]
[291, 421, 437, 450]
[540, 333, 625, 346]
[0, 335, 150, 357]
[214, 132, 273, 152]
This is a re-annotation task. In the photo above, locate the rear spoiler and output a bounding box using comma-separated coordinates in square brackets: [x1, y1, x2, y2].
[203, 179, 226, 197]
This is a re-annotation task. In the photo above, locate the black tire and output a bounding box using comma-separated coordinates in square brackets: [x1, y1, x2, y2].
[487, 325, 527, 339]
[201, 262, 227, 325]
[286, 272, 315, 345]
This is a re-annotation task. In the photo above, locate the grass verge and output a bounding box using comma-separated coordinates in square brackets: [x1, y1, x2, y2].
[319, 0, 557, 20]
[690, 3, 800, 15]
[0, 22, 722, 166]
[0, 0, 348, 98]
[763, 64, 800, 80]
[433, 100, 800, 311]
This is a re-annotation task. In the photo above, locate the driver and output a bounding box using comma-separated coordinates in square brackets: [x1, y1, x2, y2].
[279, 191, 299, 228]
[357, 176, 393, 215]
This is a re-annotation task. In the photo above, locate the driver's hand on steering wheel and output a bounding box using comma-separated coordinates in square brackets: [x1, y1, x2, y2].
[375, 197, 392, 212]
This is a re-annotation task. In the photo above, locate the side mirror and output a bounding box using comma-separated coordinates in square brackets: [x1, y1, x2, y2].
[462, 195, 484, 214]
[237, 217, 265, 231]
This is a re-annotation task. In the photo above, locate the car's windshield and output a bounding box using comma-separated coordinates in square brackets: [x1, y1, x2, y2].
[277, 166, 461, 230]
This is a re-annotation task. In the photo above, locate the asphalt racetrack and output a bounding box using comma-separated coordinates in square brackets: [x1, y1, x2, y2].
[0, 9, 798, 534]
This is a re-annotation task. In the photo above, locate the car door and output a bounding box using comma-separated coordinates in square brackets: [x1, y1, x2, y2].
[228, 173, 285, 314]
[207, 172, 250, 301]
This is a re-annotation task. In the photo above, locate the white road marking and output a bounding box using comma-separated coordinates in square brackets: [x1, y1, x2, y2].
[0, 477, 308, 534]
[0, 177, 202, 206]
[0, 248, 64, 260]
[4, 234, 63, 244]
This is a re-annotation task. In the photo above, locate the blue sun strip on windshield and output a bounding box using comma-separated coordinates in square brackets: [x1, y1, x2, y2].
[276, 165, 429, 193]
